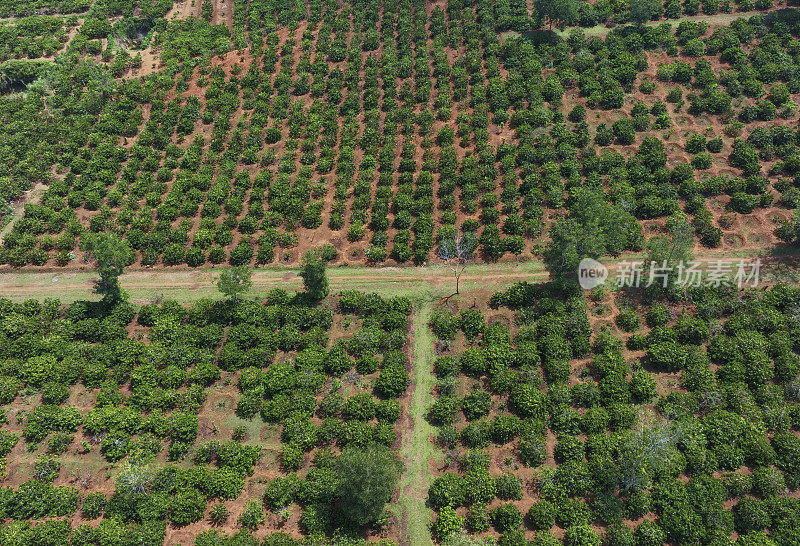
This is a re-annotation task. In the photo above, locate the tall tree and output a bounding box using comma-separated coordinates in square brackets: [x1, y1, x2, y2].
[299, 249, 329, 301]
[645, 212, 694, 294]
[83, 233, 134, 305]
[216, 266, 252, 302]
[544, 189, 643, 282]
[437, 232, 478, 295]
[535, 0, 579, 28]
[629, 0, 663, 25]
[619, 422, 683, 492]
[335, 444, 403, 527]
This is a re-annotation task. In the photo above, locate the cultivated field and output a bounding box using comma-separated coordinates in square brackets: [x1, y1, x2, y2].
[2, 0, 800, 545]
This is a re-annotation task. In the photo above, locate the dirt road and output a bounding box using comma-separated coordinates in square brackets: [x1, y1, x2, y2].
[0, 249, 796, 303]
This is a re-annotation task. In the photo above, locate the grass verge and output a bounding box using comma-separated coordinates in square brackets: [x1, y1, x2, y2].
[0, 247, 785, 303]
[392, 296, 439, 546]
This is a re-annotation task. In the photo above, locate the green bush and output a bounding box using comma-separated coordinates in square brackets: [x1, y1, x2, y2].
[428, 395, 459, 425]
[635, 521, 666, 546]
[373, 354, 410, 398]
[41, 382, 69, 405]
[429, 473, 465, 509]
[466, 503, 491, 532]
[434, 356, 460, 378]
[491, 503, 523, 533]
[168, 488, 206, 526]
[556, 498, 592, 528]
[606, 523, 636, 546]
[519, 433, 547, 466]
[463, 466, 497, 505]
[263, 475, 300, 510]
[555, 435, 585, 463]
[734, 497, 771, 534]
[616, 309, 640, 332]
[751, 466, 785, 497]
[509, 383, 547, 419]
[433, 506, 464, 541]
[646, 304, 671, 327]
[629, 371, 657, 403]
[237, 500, 264, 530]
[495, 473, 522, 500]
[81, 492, 107, 519]
[565, 525, 601, 546]
[342, 392, 376, 421]
[459, 309, 486, 340]
[461, 390, 491, 421]
[528, 500, 556, 530]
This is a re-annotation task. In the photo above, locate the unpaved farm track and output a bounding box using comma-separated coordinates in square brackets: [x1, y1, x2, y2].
[0, 182, 47, 246]
[1, 249, 799, 303]
[0, 262, 547, 303]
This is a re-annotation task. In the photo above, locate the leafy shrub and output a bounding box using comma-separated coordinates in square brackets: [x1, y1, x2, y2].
[646, 304, 671, 327]
[528, 500, 556, 530]
[461, 390, 491, 421]
[495, 473, 522, 500]
[433, 506, 464, 540]
[556, 498, 593, 528]
[466, 503, 491, 533]
[519, 434, 547, 466]
[555, 435, 585, 463]
[238, 500, 264, 530]
[635, 521, 666, 546]
[729, 496, 768, 537]
[373, 353, 410, 398]
[565, 525, 601, 546]
[616, 309, 640, 332]
[491, 503, 523, 533]
[81, 492, 107, 519]
[459, 309, 485, 340]
[429, 473, 465, 509]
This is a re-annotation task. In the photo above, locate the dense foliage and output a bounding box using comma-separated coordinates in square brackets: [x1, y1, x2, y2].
[0, 288, 410, 542]
[1, 1, 799, 268]
[427, 281, 800, 544]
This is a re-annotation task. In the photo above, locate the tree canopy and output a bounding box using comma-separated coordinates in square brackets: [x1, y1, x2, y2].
[535, 0, 579, 28]
[82, 232, 134, 305]
[629, 0, 663, 25]
[299, 249, 330, 301]
[544, 189, 643, 282]
[335, 443, 403, 527]
[216, 266, 253, 302]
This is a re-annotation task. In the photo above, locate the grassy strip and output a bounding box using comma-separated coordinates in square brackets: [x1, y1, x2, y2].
[0, 260, 545, 303]
[0, 246, 786, 303]
[499, 12, 770, 43]
[553, 12, 765, 38]
[393, 296, 439, 546]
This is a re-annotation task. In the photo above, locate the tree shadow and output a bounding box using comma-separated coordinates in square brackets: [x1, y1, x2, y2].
[519, 29, 561, 45]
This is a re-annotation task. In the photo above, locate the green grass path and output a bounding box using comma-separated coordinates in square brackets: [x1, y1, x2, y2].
[0, 245, 784, 304]
[393, 296, 438, 546]
[499, 11, 780, 42]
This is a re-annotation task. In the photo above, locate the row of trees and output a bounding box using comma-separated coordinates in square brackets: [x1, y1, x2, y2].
[0, 15, 75, 62]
